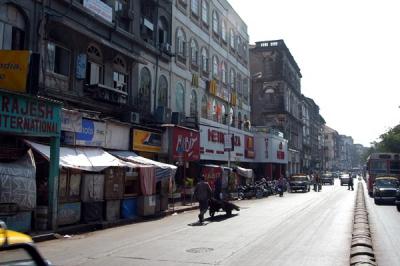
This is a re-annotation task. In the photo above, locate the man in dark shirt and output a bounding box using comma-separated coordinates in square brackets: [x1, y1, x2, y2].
[194, 175, 212, 223]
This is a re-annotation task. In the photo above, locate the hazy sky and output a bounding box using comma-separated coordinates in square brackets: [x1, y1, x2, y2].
[228, 0, 400, 147]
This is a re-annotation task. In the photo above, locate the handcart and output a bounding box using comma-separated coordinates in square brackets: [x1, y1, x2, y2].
[209, 198, 240, 217]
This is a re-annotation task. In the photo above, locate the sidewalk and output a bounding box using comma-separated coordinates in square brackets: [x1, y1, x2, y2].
[31, 202, 199, 243]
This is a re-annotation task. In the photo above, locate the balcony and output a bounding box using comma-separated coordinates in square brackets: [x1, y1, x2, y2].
[84, 83, 127, 105]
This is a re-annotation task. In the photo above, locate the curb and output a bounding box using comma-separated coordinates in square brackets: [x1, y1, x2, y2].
[32, 205, 198, 243]
[350, 183, 377, 266]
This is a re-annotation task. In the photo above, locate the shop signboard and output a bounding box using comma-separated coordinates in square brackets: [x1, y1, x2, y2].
[199, 123, 252, 162]
[132, 129, 161, 153]
[0, 50, 31, 93]
[83, 0, 113, 23]
[61, 109, 82, 132]
[105, 121, 130, 150]
[244, 135, 255, 159]
[75, 119, 106, 147]
[254, 132, 288, 164]
[172, 127, 200, 161]
[0, 90, 61, 137]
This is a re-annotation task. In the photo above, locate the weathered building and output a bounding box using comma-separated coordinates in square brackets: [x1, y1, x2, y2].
[324, 125, 339, 171]
[250, 40, 303, 175]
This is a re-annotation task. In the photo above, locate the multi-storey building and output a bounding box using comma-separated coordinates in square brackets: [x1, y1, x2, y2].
[171, 0, 253, 169]
[324, 125, 339, 171]
[338, 135, 354, 171]
[250, 40, 303, 175]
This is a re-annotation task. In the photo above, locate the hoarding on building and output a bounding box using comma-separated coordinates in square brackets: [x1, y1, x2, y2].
[132, 129, 161, 153]
[0, 51, 31, 93]
[172, 127, 200, 161]
[199, 123, 253, 162]
[75, 119, 106, 147]
[0, 90, 61, 137]
[254, 132, 288, 164]
[244, 135, 255, 159]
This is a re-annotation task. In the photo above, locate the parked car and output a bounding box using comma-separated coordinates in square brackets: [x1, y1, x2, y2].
[373, 176, 399, 205]
[340, 174, 351, 186]
[321, 173, 334, 185]
[396, 188, 400, 212]
[288, 174, 311, 193]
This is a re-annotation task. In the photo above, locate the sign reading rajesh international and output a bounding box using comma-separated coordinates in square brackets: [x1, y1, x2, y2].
[0, 50, 31, 93]
[0, 90, 61, 137]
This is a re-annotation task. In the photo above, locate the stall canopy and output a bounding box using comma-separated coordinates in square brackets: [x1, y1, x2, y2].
[235, 166, 254, 179]
[25, 141, 127, 172]
[110, 151, 177, 182]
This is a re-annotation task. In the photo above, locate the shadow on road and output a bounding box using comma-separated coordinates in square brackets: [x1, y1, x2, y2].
[187, 213, 239, 226]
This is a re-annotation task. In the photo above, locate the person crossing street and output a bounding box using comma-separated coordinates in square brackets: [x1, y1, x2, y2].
[194, 175, 212, 223]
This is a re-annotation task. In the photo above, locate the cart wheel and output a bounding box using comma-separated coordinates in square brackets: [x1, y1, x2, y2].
[209, 210, 215, 217]
[226, 209, 232, 216]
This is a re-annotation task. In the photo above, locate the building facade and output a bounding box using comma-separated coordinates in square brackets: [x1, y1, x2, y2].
[250, 40, 303, 175]
[323, 125, 339, 171]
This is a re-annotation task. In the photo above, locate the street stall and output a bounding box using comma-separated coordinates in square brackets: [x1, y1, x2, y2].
[110, 151, 177, 216]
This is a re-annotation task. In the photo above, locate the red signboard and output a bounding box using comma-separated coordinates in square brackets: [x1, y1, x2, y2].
[172, 127, 200, 161]
[245, 135, 255, 158]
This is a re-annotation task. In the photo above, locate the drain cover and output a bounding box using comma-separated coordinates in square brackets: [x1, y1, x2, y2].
[186, 247, 214, 253]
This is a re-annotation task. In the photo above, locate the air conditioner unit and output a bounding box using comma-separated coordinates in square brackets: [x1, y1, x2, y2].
[129, 112, 140, 124]
[155, 106, 172, 123]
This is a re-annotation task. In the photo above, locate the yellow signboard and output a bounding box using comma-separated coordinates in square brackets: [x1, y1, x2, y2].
[0, 50, 31, 93]
[132, 129, 162, 153]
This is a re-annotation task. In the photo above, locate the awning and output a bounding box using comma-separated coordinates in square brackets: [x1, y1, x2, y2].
[110, 151, 177, 181]
[25, 141, 128, 172]
[235, 166, 254, 178]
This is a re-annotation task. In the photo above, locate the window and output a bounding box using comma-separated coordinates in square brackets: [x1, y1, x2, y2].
[230, 28, 235, 49]
[176, 83, 185, 113]
[221, 61, 227, 84]
[47, 42, 70, 77]
[158, 17, 169, 46]
[231, 107, 235, 127]
[201, 0, 209, 25]
[243, 78, 249, 103]
[238, 112, 242, 129]
[190, 90, 197, 117]
[237, 73, 242, 95]
[212, 10, 219, 35]
[113, 56, 127, 92]
[212, 55, 219, 79]
[222, 104, 227, 124]
[158, 75, 168, 108]
[201, 47, 208, 73]
[138, 67, 152, 113]
[191, 0, 199, 16]
[176, 28, 186, 59]
[190, 39, 198, 66]
[0, 4, 26, 50]
[212, 99, 217, 121]
[86, 44, 104, 85]
[230, 68, 236, 89]
[221, 20, 227, 42]
[201, 94, 208, 119]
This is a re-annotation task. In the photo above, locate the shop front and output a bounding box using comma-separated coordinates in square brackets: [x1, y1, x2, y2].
[254, 131, 288, 180]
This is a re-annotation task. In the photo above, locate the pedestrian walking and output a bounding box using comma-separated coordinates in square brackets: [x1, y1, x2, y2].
[348, 175, 354, 191]
[194, 175, 212, 223]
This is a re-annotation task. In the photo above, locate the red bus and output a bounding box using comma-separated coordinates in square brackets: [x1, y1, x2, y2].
[366, 152, 400, 196]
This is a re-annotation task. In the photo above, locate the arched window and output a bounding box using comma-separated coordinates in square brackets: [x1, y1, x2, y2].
[221, 20, 227, 42]
[191, 0, 199, 16]
[158, 75, 168, 108]
[230, 107, 236, 127]
[201, 47, 208, 73]
[237, 73, 242, 95]
[230, 68, 236, 89]
[0, 4, 26, 50]
[201, 0, 209, 25]
[189, 90, 197, 117]
[221, 104, 227, 124]
[158, 16, 169, 45]
[176, 28, 186, 58]
[176, 83, 185, 113]
[221, 61, 227, 84]
[139, 67, 152, 113]
[230, 28, 235, 49]
[238, 112, 242, 129]
[86, 44, 104, 85]
[212, 55, 219, 79]
[212, 10, 219, 34]
[212, 98, 217, 121]
[190, 39, 198, 66]
[201, 94, 208, 119]
[113, 56, 127, 93]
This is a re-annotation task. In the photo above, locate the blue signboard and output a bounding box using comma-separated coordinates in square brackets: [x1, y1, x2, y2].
[75, 119, 106, 147]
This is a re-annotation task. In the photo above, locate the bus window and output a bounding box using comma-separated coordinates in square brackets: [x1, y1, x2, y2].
[369, 160, 387, 174]
[390, 161, 400, 174]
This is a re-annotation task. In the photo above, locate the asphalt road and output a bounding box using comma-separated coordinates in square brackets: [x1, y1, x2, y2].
[37, 179, 356, 266]
[363, 181, 400, 266]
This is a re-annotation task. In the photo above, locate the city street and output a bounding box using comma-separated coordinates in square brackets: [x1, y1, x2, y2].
[364, 182, 400, 266]
[37, 179, 356, 266]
